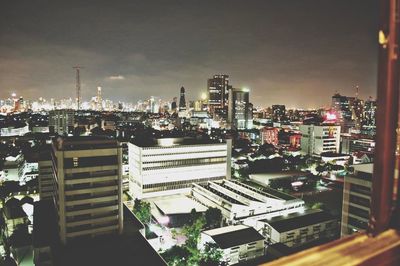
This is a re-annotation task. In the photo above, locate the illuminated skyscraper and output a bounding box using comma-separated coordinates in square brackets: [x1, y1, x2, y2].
[97, 86, 103, 111]
[228, 88, 253, 129]
[208, 74, 230, 119]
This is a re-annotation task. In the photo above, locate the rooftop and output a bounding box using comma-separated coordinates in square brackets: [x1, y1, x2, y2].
[130, 137, 225, 148]
[53, 136, 120, 151]
[261, 210, 336, 233]
[203, 225, 265, 249]
[153, 195, 207, 215]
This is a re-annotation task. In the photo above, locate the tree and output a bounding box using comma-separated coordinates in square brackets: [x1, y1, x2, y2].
[199, 242, 224, 266]
[182, 215, 206, 264]
[205, 208, 222, 229]
[161, 245, 190, 266]
[132, 199, 151, 224]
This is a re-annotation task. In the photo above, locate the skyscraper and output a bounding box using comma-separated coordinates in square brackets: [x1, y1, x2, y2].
[331, 93, 354, 132]
[227, 88, 253, 129]
[97, 86, 103, 111]
[179, 86, 186, 111]
[208, 74, 230, 118]
[361, 98, 377, 136]
[51, 136, 123, 244]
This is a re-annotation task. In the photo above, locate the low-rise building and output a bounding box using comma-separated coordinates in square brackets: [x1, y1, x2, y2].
[199, 224, 265, 265]
[3, 154, 25, 182]
[257, 209, 338, 248]
[192, 179, 305, 224]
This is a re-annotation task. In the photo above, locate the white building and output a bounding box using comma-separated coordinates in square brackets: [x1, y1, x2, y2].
[128, 138, 231, 199]
[3, 154, 25, 182]
[192, 179, 305, 225]
[199, 225, 265, 265]
[0, 124, 29, 136]
[257, 209, 338, 248]
[300, 124, 341, 155]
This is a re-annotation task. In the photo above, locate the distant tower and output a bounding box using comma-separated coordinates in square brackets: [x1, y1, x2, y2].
[179, 86, 186, 111]
[97, 86, 103, 111]
[73, 66, 83, 110]
[171, 97, 178, 112]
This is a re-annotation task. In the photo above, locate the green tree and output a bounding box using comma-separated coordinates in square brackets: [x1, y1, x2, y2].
[132, 199, 151, 224]
[205, 208, 222, 229]
[182, 215, 206, 264]
[199, 242, 224, 266]
[161, 245, 190, 266]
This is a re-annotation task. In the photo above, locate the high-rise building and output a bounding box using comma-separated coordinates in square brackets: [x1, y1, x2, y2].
[228, 88, 253, 129]
[97, 86, 103, 111]
[300, 124, 341, 155]
[128, 138, 232, 199]
[361, 98, 377, 136]
[272, 105, 286, 122]
[38, 147, 53, 200]
[51, 136, 123, 244]
[331, 93, 354, 132]
[179, 86, 186, 112]
[49, 109, 75, 135]
[208, 74, 229, 108]
[171, 97, 178, 112]
[208, 74, 230, 119]
[341, 164, 372, 237]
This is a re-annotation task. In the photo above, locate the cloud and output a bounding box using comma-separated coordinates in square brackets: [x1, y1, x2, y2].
[108, 75, 125, 80]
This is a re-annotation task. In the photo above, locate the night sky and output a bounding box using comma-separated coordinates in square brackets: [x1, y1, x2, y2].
[0, 0, 378, 108]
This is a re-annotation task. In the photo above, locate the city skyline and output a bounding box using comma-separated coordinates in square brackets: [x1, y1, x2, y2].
[0, 0, 377, 108]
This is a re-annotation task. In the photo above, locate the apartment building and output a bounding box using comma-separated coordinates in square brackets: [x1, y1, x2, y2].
[51, 136, 123, 244]
[341, 163, 373, 236]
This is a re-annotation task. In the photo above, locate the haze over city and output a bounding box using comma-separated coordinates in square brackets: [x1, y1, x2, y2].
[0, 0, 377, 108]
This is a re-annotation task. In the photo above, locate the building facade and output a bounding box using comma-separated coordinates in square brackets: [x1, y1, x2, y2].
[341, 164, 372, 237]
[300, 124, 341, 155]
[258, 209, 338, 248]
[51, 136, 123, 244]
[227, 88, 253, 129]
[38, 149, 53, 200]
[128, 138, 232, 199]
[49, 109, 74, 135]
[199, 225, 265, 265]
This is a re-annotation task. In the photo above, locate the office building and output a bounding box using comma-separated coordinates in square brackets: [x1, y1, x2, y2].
[208, 74, 230, 119]
[300, 124, 341, 155]
[361, 99, 377, 136]
[51, 136, 123, 244]
[198, 225, 265, 265]
[331, 93, 353, 132]
[49, 109, 74, 135]
[128, 137, 231, 199]
[272, 105, 286, 122]
[257, 209, 338, 248]
[227, 88, 253, 129]
[341, 164, 373, 237]
[97, 86, 103, 111]
[192, 180, 305, 224]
